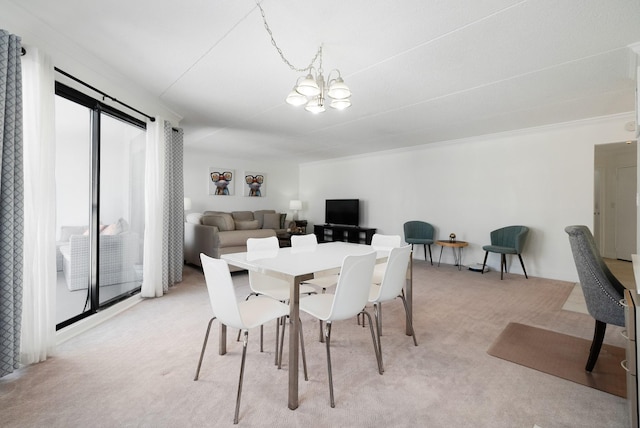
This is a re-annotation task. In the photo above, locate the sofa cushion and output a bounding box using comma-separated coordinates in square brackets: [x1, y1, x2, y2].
[232, 211, 254, 222]
[202, 213, 235, 231]
[254, 210, 276, 228]
[235, 220, 259, 230]
[186, 212, 203, 225]
[263, 213, 282, 230]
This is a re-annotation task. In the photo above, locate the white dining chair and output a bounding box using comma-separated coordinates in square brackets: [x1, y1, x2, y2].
[370, 233, 402, 284]
[290, 234, 339, 292]
[368, 244, 417, 372]
[243, 236, 316, 365]
[194, 254, 291, 424]
[299, 251, 383, 408]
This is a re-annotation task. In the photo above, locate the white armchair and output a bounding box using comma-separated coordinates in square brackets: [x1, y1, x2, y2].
[59, 232, 139, 291]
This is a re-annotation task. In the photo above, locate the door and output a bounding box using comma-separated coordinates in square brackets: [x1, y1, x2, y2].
[615, 165, 637, 261]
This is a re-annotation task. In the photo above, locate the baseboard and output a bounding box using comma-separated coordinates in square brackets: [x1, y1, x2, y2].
[56, 294, 143, 345]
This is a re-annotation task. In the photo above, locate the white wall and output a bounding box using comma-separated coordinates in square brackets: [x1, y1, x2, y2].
[300, 114, 637, 282]
[183, 148, 301, 219]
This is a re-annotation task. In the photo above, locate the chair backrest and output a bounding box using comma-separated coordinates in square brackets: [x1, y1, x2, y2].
[372, 245, 412, 302]
[246, 235, 287, 294]
[564, 225, 625, 326]
[329, 252, 376, 321]
[200, 253, 244, 329]
[247, 235, 279, 252]
[403, 221, 434, 240]
[490, 225, 529, 253]
[290, 233, 318, 248]
[371, 233, 401, 250]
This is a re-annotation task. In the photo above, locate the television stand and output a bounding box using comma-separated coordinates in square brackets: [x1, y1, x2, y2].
[314, 224, 377, 245]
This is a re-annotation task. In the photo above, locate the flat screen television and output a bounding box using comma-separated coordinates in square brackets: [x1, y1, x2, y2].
[325, 199, 360, 227]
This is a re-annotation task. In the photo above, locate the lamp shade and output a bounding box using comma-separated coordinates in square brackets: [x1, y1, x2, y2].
[289, 200, 302, 211]
[184, 197, 192, 210]
[330, 98, 351, 110]
[286, 88, 308, 106]
[296, 74, 321, 97]
[327, 77, 351, 99]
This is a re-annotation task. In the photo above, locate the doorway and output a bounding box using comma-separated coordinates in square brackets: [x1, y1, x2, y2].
[594, 141, 638, 260]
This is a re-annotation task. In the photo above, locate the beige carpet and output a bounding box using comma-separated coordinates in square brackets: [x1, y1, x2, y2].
[0, 262, 631, 427]
[488, 322, 626, 398]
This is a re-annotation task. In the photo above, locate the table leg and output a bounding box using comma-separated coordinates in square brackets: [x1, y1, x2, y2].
[288, 276, 300, 410]
[405, 254, 413, 336]
[437, 246, 444, 267]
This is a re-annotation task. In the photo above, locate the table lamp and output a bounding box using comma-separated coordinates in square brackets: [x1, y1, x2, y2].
[289, 200, 302, 221]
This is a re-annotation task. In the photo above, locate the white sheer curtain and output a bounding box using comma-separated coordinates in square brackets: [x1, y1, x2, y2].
[141, 117, 165, 297]
[20, 47, 56, 363]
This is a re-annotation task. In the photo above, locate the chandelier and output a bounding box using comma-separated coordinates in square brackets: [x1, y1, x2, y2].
[256, 1, 351, 113]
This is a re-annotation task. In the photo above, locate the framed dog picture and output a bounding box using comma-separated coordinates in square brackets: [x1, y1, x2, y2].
[243, 171, 267, 197]
[209, 167, 235, 196]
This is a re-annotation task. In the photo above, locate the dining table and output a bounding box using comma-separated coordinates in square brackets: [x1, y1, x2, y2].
[221, 241, 413, 410]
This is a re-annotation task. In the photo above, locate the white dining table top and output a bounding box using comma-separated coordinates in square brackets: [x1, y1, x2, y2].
[222, 241, 388, 277]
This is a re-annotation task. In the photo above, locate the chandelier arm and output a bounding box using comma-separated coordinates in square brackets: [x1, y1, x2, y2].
[255, 0, 322, 73]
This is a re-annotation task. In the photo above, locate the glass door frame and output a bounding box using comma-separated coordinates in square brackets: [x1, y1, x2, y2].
[55, 82, 146, 330]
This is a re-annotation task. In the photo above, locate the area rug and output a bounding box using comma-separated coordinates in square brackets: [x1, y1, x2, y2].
[487, 322, 626, 398]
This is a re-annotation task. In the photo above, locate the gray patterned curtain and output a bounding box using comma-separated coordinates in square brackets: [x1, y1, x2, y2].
[161, 122, 183, 292]
[0, 29, 24, 378]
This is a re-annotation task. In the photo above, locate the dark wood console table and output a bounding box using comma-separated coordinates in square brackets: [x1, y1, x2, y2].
[314, 224, 377, 245]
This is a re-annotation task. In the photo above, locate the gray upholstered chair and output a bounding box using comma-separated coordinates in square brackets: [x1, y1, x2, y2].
[565, 225, 626, 372]
[403, 221, 434, 265]
[481, 225, 529, 280]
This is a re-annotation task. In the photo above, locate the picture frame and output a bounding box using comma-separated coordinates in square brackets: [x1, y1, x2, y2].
[208, 167, 235, 196]
[243, 171, 267, 197]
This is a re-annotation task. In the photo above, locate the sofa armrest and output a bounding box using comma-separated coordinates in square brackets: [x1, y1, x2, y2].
[184, 222, 220, 266]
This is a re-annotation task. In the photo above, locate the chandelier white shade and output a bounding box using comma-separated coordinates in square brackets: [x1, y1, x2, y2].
[255, 1, 351, 114]
[286, 68, 352, 113]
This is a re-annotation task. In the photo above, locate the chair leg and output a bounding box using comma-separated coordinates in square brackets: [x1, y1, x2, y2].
[278, 316, 286, 369]
[275, 318, 280, 365]
[399, 293, 418, 347]
[373, 304, 384, 373]
[423, 244, 427, 261]
[324, 322, 335, 408]
[234, 330, 248, 424]
[427, 244, 433, 266]
[500, 254, 505, 280]
[299, 318, 308, 381]
[194, 317, 216, 381]
[361, 310, 383, 375]
[482, 251, 489, 274]
[586, 320, 607, 372]
[518, 254, 528, 279]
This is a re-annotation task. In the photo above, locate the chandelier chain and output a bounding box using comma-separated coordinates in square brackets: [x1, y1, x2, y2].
[255, 0, 322, 73]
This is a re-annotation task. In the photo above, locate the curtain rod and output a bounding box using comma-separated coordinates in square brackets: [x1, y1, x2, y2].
[21, 47, 155, 122]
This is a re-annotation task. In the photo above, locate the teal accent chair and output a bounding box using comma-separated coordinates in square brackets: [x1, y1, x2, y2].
[403, 221, 435, 265]
[481, 225, 529, 280]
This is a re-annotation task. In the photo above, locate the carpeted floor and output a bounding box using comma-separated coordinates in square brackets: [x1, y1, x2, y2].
[0, 262, 630, 427]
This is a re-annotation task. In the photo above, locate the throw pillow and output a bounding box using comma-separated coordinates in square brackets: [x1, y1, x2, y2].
[235, 220, 259, 230]
[254, 210, 276, 228]
[263, 213, 282, 230]
[101, 223, 119, 235]
[186, 212, 203, 224]
[201, 213, 235, 231]
[231, 211, 254, 222]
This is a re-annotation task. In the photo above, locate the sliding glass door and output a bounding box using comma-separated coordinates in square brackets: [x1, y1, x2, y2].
[54, 83, 146, 328]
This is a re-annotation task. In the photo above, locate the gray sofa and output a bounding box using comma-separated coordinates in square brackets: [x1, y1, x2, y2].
[184, 210, 292, 271]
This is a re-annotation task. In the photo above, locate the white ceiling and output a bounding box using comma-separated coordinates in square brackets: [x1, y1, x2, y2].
[3, 0, 640, 162]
